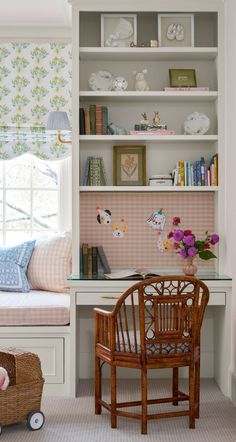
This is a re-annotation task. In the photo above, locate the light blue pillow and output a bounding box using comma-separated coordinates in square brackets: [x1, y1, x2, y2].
[0, 240, 36, 292]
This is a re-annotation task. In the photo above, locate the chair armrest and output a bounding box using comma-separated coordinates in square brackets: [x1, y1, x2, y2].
[94, 308, 113, 317]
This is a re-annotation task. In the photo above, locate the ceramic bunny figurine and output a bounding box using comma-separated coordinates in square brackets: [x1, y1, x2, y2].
[0, 367, 9, 391]
[133, 69, 150, 91]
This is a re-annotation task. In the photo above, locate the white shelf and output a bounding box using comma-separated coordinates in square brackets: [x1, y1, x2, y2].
[80, 91, 218, 102]
[79, 135, 218, 142]
[80, 47, 218, 61]
[80, 186, 218, 192]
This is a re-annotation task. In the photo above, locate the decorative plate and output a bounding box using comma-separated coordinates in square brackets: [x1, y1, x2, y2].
[184, 112, 210, 135]
[88, 70, 114, 91]
[112, 76, 128, 91]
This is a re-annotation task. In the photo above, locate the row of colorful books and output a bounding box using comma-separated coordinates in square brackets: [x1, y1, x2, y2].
[81, 244, 111, 276]
[172, 154, 218, 186]
[79, 105, 108, 135]
[83, 156, 107, 186]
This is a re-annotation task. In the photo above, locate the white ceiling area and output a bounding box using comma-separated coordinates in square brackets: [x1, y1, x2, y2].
[0, 0, 71, 27]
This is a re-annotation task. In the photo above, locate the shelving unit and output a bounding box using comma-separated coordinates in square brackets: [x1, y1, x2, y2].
[70, 0, 224, 276]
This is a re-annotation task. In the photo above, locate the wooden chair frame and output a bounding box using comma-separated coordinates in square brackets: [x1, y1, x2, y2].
[94, 276, 209, 434]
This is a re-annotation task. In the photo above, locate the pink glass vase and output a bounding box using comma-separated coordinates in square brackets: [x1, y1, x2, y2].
[183, 257, 198, 276]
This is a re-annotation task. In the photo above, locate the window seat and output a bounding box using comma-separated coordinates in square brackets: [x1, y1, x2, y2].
[0, 290, 70, 326]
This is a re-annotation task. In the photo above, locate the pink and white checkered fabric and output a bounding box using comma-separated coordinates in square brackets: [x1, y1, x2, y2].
[27, 232, 72, 293]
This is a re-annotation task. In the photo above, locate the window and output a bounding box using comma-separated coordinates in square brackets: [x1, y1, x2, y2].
[0, 154, 71, 246]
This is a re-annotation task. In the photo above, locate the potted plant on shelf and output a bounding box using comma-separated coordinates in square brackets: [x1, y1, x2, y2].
[166, 217, 219, 276]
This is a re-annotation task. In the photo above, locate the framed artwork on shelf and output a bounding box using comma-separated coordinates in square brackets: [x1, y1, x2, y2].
[169, 69, 197, 87]
[113, 145, 146, 186]
[158, 13, 194, 47]
[101, 14, 137, 47]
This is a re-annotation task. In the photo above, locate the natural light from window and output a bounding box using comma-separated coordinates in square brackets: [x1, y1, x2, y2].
[0, 154, 60, 246]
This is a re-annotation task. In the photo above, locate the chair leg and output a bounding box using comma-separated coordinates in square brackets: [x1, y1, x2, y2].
[189, 365, 195, 429]
[95, 356, 102, 415]
[172, 367, 179, 406]
[110, 365, 117, 429]
[141, 367, 148, 435]
[195, 345, 201, 418]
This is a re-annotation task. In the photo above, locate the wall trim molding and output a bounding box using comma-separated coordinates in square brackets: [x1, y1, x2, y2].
[231, 371, 236, 406]
[0, 26, 71, 42]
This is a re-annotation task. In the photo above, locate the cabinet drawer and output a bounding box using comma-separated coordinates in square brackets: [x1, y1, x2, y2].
[76, 291, 226, 306]
[77, 292, 121, 305]
[1, 337, 64, 384]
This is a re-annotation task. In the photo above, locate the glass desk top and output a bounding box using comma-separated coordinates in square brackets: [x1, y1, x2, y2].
[68, 270, 232, 282]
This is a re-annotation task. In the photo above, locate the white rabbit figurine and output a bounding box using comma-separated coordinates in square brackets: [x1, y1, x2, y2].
[0, 367, 9, 391]
[133, 69, 150, 91]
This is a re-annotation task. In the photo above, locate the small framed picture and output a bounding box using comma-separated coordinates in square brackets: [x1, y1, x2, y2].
[158, 13, 194, 47]
[169, 69, 197, 87]
[113, 146, 146, 186]
[101, 14, 137, 47]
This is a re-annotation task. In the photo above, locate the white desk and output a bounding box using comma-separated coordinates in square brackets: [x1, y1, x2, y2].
[69, 275, 233, 403]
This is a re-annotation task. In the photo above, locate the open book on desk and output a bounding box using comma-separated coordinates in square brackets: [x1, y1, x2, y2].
[104, 269, 160, 280]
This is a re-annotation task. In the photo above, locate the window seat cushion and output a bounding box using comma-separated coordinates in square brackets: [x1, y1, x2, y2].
[0, 290, 70, 326]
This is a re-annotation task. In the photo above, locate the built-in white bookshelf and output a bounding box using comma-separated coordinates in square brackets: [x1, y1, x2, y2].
[69, 0, 224, 275]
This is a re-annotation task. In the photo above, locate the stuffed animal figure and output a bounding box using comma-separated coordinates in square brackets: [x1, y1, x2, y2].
[96, 207, 112, 225]
[112, 220, 128, 238]
[133, 69, 150, 91]
[0, 367, 9, 391]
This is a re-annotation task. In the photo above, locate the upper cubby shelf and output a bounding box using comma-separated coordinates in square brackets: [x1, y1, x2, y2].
[79, 47, 218, 61]
[80, 91, 218, 102]
[79, 135, 218, 142]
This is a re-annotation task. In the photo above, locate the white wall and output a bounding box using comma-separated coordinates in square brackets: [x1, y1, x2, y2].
[225, 0, 236, 399]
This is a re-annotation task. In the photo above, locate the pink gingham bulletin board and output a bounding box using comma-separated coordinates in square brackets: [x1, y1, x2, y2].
[80, 192, 215, 271]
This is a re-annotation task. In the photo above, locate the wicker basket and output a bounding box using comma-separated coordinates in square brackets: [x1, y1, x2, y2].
[0, 348, 44, 427]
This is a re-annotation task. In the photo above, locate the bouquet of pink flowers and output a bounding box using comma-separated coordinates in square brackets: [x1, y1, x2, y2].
[166, 217, 219, 260]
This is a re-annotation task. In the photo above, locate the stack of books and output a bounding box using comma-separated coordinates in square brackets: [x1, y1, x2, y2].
[81, 244, 111, 276]
[83, 157, 107, 186]
[172, 154, 218, 187]
[79, 105, 108, 135]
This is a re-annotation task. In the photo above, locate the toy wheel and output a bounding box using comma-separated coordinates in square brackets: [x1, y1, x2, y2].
[27, 411, 45, 431]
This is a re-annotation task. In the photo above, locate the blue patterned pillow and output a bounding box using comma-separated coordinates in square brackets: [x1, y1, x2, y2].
[0, 241, 36, 292]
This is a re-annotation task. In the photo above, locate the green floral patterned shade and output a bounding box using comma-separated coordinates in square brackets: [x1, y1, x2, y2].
[0, 43, 71, 160]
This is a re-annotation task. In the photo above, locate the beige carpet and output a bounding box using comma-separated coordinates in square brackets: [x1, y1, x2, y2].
[1, 379, 236, 441]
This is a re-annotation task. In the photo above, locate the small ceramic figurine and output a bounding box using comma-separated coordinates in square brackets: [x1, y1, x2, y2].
[112, 220, 128, 239]
[153, 111, 161, 126]
[140, 112, 149, 126]
[96, 207, 112, 225]
[0, 367, 9, 391]
[133, 69, 150, 91]
[107, 123, 127, 135]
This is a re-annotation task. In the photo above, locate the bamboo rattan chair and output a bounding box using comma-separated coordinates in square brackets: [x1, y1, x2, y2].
[94, 276, 209, 434]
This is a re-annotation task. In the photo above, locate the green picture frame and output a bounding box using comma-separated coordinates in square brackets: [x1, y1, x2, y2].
[169, 68, 197, 87]
[113, 145, 146, 186]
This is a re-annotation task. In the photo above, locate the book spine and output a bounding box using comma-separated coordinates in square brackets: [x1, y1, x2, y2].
[89, 158, 94, 185]
[214, 154, 218, 185]
[102, 106, 108, 135]
[97, 157, 101, 185]
[88, 247, 92, 276]
[85, 108, 90, 135]
[200, 157, 205, 186]
[82, 243, 88, 275]
[179, 160, 184, 186]
[196, 161, 201, 186]
[100, 157, 107, 185]
[95, 105, 103, 135]
[89, 104, 96, 135]
[79, 108, 85, 135]
[83, 156, 91, 186]
[97, 246, 111, 274]
[92, 247, 98, 276]
[94, 158, 99, 186]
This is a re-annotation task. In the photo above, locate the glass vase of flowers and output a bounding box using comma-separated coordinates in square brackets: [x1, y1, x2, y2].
[166, 217, 219, 276]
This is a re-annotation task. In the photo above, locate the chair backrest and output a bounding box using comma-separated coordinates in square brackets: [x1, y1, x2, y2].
[112, 276, 209, 358]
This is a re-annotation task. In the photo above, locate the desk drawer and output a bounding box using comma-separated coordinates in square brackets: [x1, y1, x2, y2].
[76, 291, 226, 306]
[77, 292, 121, 305]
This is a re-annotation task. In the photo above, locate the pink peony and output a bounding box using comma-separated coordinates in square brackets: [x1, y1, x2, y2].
[210, 234, 219, 245]
[173, 230, 184, 241]
[183, 235, 195, 246]
[187, 246, 198, 257]
[179, 249, 187, 259]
